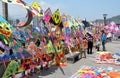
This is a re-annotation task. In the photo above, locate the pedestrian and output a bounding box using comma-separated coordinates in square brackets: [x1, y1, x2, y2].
[96, 39, 100, 51]
[87, 36, 93, 54]
[101, 30, 107, 51]
[83, 37, 88, 52]
[21, 59, 26, 78]
[82, 37, 87, 58]
[107, 32, 112, 42]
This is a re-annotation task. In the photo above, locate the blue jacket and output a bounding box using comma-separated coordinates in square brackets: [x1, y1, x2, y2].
[101, 34, 106, 41]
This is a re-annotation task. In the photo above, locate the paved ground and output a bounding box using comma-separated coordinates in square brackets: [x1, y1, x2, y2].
[16, 40, 120, 78]
[32, 40, 120, 78]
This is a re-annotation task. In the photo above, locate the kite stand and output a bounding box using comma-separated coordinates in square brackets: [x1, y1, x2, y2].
[66, 52, 80, 63]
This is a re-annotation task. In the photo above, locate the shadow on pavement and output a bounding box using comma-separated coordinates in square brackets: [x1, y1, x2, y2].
[0, 62, 9, 78]
[31, 66, 59, 78]
[0, 63, 5, 78]
[110, 41, 120, 44]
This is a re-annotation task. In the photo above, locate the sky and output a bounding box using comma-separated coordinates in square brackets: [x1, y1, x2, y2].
[0, 0, 120, 21]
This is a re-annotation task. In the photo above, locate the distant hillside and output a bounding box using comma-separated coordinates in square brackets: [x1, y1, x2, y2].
[94, 15, 120, 24]
[108, 15, 120, 24]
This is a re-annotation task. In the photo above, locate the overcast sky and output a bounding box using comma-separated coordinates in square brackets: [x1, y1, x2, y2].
[0, 0, 120, 21]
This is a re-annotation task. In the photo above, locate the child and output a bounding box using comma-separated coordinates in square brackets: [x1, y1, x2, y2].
[96, 39, 100, 51]
[25, 59, 32, 77]
[83, 37, 88, 52]
[82, 37, 87, 58]
[42, 54, 49, 70]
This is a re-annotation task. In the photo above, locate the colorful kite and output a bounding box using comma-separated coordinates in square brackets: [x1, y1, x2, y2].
[31, 1, 44, 18]
[1, 0, 33, 27]
[0, 16, 13, 38]
[52, 9, 61, 25]
[43, 8, 52, 23]
[106, 21, 119, 32]
[2, 60, 20, 78]
[0, 16, 13, 54]
[44, 8, 52, 16]
[61, 13, 68, 27]
[67, 15, 74, 28]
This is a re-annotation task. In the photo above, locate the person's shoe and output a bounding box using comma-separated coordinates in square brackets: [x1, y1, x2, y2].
[21, 75, 26, 78]
[28, 73, 33, 77]
[90, 53, 92, 54]
[103, 50, 106, 51]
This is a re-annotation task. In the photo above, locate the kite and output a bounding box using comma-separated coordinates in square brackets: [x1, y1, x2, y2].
[44, 8, 52, 16]
[0, 16, 13, 54]
[0, 16, 13, 38]
[106, 21, 119, 32]
[43, 8, 52, 23]
[67, 15, 74, 28]
[61, 13, 68, 27]
[2, 60, 20, 78]
[31, 1, 44, 18]
[51, 9, 61, 25]
[70, 17, 78, 27]
[1, 0, 33, 27]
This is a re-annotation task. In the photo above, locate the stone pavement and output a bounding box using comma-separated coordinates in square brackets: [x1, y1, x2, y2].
[16, 40, 120, 78]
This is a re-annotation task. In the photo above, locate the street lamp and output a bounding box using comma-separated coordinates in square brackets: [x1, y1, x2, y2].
[103, 14, 107, 26]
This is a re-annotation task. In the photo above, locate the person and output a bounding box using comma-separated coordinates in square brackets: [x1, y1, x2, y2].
[82, 37, 87, 58]
[107, 32, 112, 42]
[24, 59, 32, 77]
[35, 38, 40, 47]
[42, 54, 49, 70]
[9, 48, 15, 60]
[101, 30, 107, 51]
[96, 39, 100, 51]
[21, 59, 26, 78]
[83, 37, 88, 53]
[27, 41, 37, 57]
[87, 36, 93, 54]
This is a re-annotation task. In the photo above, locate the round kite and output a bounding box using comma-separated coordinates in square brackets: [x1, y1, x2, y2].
[2, 0, 33, 27]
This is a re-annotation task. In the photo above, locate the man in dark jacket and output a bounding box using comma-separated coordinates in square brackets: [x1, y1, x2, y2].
[87, 36, 93, 54]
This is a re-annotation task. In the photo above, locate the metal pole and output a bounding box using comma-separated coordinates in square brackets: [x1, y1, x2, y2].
[2, 2, 8, 21]
[104, 17, 106, 26]
[103, 14, 107, 26]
